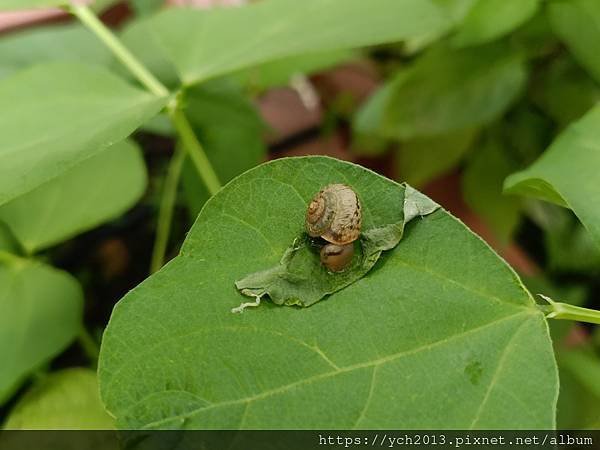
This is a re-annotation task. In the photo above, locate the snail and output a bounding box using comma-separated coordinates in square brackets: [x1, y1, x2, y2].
[306, 184, 361, 272]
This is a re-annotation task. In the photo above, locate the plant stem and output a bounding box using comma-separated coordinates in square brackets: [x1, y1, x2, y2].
[78, 327, 100, 367]
[150, 147, 185, 274]
[168, 107, 221, 196]
[539, 294, 600, 325]
[0, 250, 25, 267]
[67, 3, 169, 98]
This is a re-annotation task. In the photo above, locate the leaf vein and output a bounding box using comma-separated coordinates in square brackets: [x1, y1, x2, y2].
[138, 311, 533, 429]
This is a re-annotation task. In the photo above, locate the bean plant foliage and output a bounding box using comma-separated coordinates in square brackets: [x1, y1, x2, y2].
[0, 0, 599, 433]
[100, 157, 557, 429]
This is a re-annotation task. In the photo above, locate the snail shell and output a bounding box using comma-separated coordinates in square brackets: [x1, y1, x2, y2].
[306, 184, 361, 245]
[306, 184, 361, 272]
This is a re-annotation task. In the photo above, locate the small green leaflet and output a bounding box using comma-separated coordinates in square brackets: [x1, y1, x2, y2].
[235, 186, 438, 308]
[3, 368, 114, 429]
[0, 258, 82, 403]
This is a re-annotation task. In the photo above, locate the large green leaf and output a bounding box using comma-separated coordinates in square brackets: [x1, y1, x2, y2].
[0, 24, 110, 80]
[121, 19, 354, 92]
[0, 140, 147, 254]
[504, 104, 600, 249]
[359, 44, 526, 140]
[130, 0, 451, 85]
[3, 368, 114, 430]
[451, 0, 540, 47]
[0, 257, 82, 403]
[0, 63, 166, 207]
[99, 157, 557, 429]
[548, 0, 600, 84]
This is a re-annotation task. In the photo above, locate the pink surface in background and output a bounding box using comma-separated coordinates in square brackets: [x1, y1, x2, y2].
[168, 0, 245, 6]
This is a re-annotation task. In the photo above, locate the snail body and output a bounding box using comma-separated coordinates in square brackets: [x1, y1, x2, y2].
[306, 184, 361, 272]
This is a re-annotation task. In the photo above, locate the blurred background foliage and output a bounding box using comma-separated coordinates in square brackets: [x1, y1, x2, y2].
[0, 0, 598, 429]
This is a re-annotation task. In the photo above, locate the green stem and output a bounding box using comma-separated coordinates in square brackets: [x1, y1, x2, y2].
[67, 3, 169, 98]
[78, 327, 100, 367]
[0, 250, 26, 267]
[539, 294, 600, 325]
[168, 107, 222, 196]
[150, 146, 186, 273]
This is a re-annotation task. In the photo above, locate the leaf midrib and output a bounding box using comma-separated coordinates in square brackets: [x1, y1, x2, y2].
[131, 310, 535, 429]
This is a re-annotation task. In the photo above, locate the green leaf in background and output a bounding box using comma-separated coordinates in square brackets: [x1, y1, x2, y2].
[556, 347, 600, 429]
[119, 17, 182, 89]
[510, 9, 558, 60]
[363, 44, 526, 140]
[0, 258, 82, 403]
[99, 157, 556, 429]
[528, 273, 600, 429]
[0, 24, 110, 80]
[463, 139, 522, 244]
[0, 63, 166, 207]
[531, 57, 600, 129]
[0, 223, 18, 254]
[130, 0, 164, 17]
[3, 368, 114, 429]
[504, 104, 600, 249]
[352, 81, 396, 156]
[548, 0, 600, 84]
[0, 0, 65, 9]
[526, 203, 600, 274]
[402, 0, 477, 53]
[123, 15, 347, 93]
[134, 0, 452, 85]
[180, 83, 267, 218]
[0, 140, 147, 255]
[232, 50, 355, 92]
[500, 106, 552, 167]
[451, 0, 540, 47]
[397, 128, 477, 187]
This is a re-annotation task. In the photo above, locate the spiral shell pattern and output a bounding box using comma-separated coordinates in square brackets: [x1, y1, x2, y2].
[305, 184, 361, 245]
